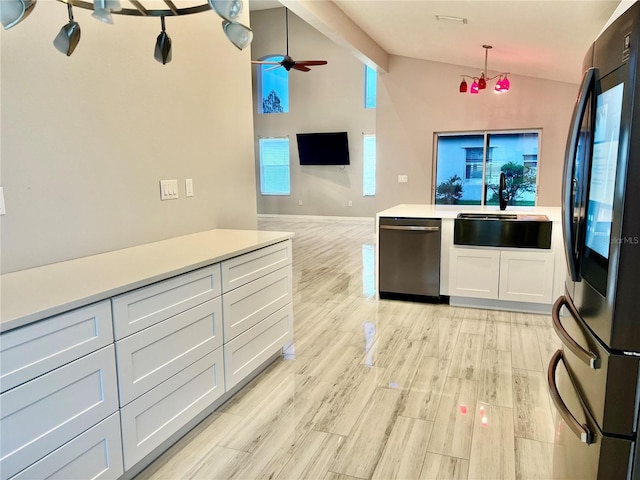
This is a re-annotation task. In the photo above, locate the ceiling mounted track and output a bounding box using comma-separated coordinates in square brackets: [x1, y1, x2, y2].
[58, 0, 214, 17]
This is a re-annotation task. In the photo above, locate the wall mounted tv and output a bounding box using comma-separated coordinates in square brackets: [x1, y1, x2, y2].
[296, 132, 350, 165]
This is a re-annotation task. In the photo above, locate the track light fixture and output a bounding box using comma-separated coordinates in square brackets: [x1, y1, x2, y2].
[53, 3, 81, 56]
[1, 0, 37, 30]
[5, 0, 253, 64]
[154, 16, 171, 65]
[459, 45, 511, 95]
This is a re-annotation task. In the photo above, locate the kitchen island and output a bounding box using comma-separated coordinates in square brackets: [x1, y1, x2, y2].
[0, 229, 294, 480]
[376, 204, 564, 313]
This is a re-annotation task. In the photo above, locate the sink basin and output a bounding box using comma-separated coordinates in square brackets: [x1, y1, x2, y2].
[456, 212, 549, 221]
[454, 212, 552, 249]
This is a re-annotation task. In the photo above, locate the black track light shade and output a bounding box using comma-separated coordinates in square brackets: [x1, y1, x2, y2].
[154, 16, 172, 64]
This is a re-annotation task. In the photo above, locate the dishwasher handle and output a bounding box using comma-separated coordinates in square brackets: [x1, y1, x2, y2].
[380, 225, 440, 232]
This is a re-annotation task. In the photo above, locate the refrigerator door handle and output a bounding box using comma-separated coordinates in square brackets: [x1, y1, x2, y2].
[548, 349, 593, 444]
[552, 296, 600, 369]
[562, 67, 596, 281]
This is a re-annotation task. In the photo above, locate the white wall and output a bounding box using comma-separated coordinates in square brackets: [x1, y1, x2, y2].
[1, 2, 257, 274]
[375, 56, 579, 209]
[251, 8, 376, 217]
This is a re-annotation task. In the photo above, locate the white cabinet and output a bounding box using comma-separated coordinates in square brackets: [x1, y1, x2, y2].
[0, 346, 119, 480]
[449, 246, 555, 304]
[112, 264, 222, 340]
[0, 235, 294, 480]
[120, 348, 225, 470]
[222, 267, 293, 342]
[11, 412, 124, 480]
[221, 240, 294, 391]
[224, 303, 294, 390]
[0, 301, 113, 393]
[499, 250, 554, 303]
[115, 297, 223, 406]
[449, 248, 500, 299]
[221, 241, 292, 293]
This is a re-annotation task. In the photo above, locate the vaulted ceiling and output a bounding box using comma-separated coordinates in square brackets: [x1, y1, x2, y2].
[250, 0, 623, 84]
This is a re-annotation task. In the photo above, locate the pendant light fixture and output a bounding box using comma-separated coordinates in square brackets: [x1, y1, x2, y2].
[5, 0, 253, 64]
[459, 45, 511, 95]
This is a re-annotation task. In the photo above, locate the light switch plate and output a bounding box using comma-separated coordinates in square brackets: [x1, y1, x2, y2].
[398, 175, 408, 183]
[185, 179, 194, 197]
[160, 180, 179, 200]
[0, 187, 5, 215]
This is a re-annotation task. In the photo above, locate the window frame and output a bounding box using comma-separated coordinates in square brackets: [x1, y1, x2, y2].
[363, 134, 376, 196]
[364, 65, 377, 109]
[432, 129, 541, 206]
[259, 136, 291, 196]
[257, 55, 289, 115]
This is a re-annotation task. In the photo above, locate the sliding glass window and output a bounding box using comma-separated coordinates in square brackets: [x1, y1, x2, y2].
[433, 130, 540, 206]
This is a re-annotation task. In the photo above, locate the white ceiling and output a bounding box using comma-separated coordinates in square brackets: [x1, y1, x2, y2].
[250, 0, 622, 84]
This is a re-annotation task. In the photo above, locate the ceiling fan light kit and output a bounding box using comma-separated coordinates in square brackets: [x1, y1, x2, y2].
[459, 45, 511, 94]
[251, 8, 327, 73]
[2, 0, 252, 64]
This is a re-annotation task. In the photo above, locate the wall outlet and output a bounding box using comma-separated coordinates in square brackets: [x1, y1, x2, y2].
[398, 175, 408, 183]
[160, 180, 179, 200]
[298, 200, 303, 206]
[348, 200, 353, 207]
[185, 178, 194, 197]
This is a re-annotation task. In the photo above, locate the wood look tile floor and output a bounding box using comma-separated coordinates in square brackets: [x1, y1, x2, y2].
[136, 217, 562, 480]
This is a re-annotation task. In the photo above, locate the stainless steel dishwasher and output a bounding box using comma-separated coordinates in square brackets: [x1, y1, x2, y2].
[379, 217, 442, 299]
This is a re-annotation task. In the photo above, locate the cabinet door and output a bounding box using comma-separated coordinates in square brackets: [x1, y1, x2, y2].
[499, 250, 554, 303]
[449, 248, 500, 299]
[112, 264, 221, 340]
[0, 301, 113, 393]
[224, 303, 293, 391]
[11, 412, 124, 480]
[0, 346, 119, 480]
[115, 297, 223, 406]
[120, 347, 225, 470]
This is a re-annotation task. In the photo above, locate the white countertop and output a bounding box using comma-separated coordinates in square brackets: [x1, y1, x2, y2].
[1, 229, 294, 332]
[376, 204, 561, 222]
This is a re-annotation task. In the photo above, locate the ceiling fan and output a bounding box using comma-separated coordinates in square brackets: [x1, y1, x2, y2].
[251, 8, 327, 72]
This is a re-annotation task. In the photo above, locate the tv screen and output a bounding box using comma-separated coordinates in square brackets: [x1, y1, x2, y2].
[296, 132, 350, 165]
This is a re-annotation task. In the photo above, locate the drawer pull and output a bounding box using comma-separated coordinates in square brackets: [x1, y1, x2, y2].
[547, 349, 593, 444]
[380, 225, 440, 232]
[552, 296, 600, 369]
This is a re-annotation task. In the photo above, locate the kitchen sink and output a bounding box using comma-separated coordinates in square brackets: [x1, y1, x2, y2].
[454, 212, 552, 248]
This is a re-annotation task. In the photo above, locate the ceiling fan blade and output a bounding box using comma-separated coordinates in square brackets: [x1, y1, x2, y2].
[291, 64, 311, 72]
[295, 60, 328, 66]
[264, 64, 283, 72]
[251, 61, 281, 65]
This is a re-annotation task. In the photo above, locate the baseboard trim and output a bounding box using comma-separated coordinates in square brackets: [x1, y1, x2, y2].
[258, 213, 375, 223]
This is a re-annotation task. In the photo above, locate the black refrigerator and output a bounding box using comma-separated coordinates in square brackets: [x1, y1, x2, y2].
[547, 3, 640, 479]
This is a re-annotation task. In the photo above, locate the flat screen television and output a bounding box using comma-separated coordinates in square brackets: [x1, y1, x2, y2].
[296, 132, 350, 165]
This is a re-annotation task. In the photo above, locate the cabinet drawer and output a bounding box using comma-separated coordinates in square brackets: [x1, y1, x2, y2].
[221, 240, 292, 293]
[120, 347, 225, 470]
[116, 298, 223, 406]
[224, 303, 293, 391]
[10, 412, 124, 480]
[0, 301, 113, 393]
[222, 266, 292, 342]
[0, 346, 119, 480]
[112, 264, 222, 340]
